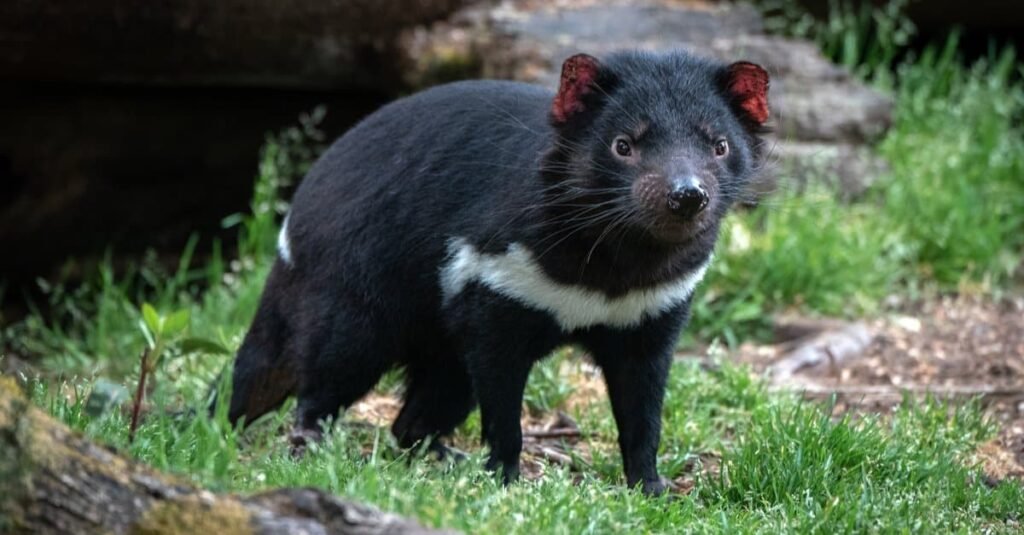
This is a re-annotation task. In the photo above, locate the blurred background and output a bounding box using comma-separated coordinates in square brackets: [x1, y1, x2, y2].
[2, 0, 1024, 445]
[1, 0, 1021, 298]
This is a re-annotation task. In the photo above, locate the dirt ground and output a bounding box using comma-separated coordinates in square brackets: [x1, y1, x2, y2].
[349, 294, 1024, 486]
[732, 295, 1024, 484]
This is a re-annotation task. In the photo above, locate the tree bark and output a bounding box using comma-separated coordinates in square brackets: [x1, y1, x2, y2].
[0, 377, 451, 535]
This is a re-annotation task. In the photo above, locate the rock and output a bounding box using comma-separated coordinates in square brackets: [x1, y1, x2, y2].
[768, 141, 889, 199]
[769, 79, 893, 144]
[403, 0, 893, 200]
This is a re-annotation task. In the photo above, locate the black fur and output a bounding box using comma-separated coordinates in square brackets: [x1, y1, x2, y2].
[225, 50, 768, 495]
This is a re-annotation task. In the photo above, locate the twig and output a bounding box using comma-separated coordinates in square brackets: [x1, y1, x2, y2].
[523, 443, 575, 467]
[129, 348, 149, 443]
[523, 428, 583, 439]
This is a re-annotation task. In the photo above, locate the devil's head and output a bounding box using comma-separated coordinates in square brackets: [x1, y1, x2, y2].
[544, 50, 770, 245]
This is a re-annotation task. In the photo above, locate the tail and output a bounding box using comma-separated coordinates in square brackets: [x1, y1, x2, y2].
[209, 276, 297, 426]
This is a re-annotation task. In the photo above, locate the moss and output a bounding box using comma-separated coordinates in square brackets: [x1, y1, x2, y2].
[0, 376, 261, 534]
[0, 375, 23, 425]
[0, 376, 31, 531]
[131, 495, 254, 535]
[2, 377, 138, 488]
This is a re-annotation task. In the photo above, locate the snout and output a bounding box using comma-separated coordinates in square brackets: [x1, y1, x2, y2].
[632, 172, 715, 243]
[666, 176, 709, 219]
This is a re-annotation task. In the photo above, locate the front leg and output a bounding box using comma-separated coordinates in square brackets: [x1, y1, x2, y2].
[582, 309, 687, 496]
[466, 350, 533, 484]
[450, 294, 561, 485]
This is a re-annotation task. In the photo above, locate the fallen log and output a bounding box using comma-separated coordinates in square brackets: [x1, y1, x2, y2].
[0, 376, 451, 535]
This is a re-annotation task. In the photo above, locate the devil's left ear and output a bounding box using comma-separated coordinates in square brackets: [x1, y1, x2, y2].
[551, 53, 602, 124]
[724, 61, 770, 125]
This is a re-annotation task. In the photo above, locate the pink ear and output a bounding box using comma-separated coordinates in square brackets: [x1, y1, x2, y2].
[552, 54, 601, 124]
[726, 61, 770, 125]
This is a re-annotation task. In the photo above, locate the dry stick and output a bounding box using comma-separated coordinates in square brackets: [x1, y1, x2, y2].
[523, 428, 584, 439]
[128, 347, 149, 443]
[523, 443, 575, 467]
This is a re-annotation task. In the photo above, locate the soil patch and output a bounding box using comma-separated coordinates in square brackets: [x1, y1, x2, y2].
[731, 295, 1024, 482]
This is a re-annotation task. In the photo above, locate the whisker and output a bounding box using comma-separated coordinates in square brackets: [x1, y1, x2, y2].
[533, 208, 630, 260]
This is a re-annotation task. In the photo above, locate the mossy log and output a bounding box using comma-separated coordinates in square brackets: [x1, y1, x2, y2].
[0, 377, 449, 535]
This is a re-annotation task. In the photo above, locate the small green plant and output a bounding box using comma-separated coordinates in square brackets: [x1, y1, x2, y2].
[128, 303, 230, 441]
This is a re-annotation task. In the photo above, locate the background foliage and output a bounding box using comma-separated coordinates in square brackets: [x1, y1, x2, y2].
[2, 1, 1022, 532]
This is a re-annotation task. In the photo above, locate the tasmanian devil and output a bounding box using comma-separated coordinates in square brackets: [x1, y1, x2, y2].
[225, 50, 769, 496]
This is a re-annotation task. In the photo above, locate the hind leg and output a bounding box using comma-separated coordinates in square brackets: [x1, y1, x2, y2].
[289, 312, 394, 454]
[224, 262, 297, 426]
[392, 358, 476, 459]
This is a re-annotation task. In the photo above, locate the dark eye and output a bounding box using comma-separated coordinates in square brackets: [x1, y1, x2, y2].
[613, 137, 633, 158]
[714, 139, 729, 157]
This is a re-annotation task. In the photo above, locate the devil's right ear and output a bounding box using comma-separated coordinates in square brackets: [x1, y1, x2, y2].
[551, 54, 603, 125]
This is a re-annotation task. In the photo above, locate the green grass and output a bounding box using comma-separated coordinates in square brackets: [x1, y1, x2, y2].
[25, 361, 1022, 533]
[879, 39, 1024, 286]
[756, 0, 916, 81]
[687, 190, 907, 346]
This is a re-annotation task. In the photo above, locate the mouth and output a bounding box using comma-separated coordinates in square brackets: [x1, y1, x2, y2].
[647, 217, 710, 244]
[637, 195, 717, 244]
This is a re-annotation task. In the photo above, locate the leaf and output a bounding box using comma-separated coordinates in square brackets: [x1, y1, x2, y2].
[180, 337, 232, 356]
[138, 319, 156, 350]
[141, 303, 162, 337]
[163, 308, 191, 336]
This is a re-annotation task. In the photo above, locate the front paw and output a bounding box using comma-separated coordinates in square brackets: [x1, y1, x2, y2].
[630, 476, 669, 497]
[485, 455, 521, 485]
[288, 427, 323, 458]
[427, 440, 468, 463]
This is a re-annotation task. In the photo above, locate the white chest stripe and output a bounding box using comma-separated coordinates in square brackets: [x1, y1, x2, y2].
[278, 214, 293, 266]
[439, 238, 710, 331]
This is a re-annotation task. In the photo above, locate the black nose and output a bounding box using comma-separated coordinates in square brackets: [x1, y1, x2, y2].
[667, 179, 709, 218]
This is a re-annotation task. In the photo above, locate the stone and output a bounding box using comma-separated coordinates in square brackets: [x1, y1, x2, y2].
[403, 0, 894, 201]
